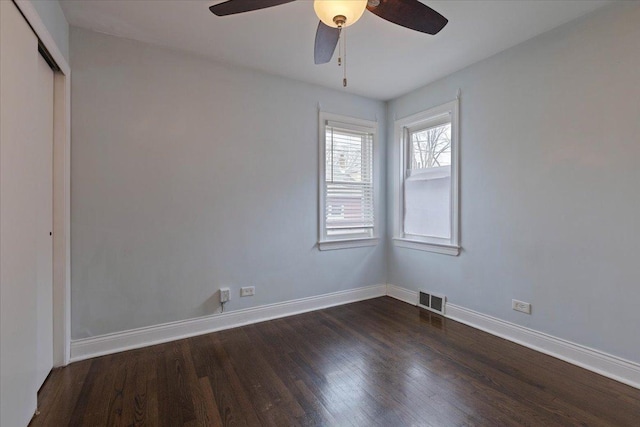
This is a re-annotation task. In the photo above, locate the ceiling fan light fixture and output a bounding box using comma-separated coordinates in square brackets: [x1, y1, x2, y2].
[314, 0, 368, 28]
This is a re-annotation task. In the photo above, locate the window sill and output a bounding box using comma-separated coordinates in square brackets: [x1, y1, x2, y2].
[318, 237, 380, 251]
[393, 238, 460, 256]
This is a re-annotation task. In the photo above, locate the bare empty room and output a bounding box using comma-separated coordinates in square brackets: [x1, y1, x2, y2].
[1, 1, 639, 426]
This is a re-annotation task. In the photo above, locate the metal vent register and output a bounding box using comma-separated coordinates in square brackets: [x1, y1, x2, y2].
[418, 291, 446, 315]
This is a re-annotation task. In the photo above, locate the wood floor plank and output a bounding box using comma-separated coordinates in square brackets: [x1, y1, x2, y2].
[160, 343, 197, 425]
[181, 341, 224, 426]
[32, 297, 640, 426]
[197, 376, 224, 427]
[69, 355, 119, 425]
[206, 332, 264, 426]
[118, 352, 154, 426]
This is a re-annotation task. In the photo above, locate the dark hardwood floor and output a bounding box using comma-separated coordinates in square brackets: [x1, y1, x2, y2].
[31, 297, 640, 426]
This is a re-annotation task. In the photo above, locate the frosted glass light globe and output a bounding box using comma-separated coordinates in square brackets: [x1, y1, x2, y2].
[314, 0, 368, 28]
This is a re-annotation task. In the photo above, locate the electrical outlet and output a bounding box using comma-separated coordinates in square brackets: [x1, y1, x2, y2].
[512, 299, 531, 314]
[240, 286, 255, 297]
[220, 287, 230, 303]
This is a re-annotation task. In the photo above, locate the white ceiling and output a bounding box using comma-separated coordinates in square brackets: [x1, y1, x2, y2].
[59, 0, 612, 100]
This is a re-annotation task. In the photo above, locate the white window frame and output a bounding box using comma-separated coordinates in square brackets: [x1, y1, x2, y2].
[318, 111, 379, 251]
[393, 99, 460, 256]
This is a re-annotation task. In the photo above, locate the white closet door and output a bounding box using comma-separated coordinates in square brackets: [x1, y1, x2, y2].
[0, 1, 40, 426]
[1, 1, 56, 425]
[35, 52, 54, 389]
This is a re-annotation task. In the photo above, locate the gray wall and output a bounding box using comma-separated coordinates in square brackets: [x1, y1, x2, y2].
[387, 3, 640, 363]
[70, 28, 386, 339]
[31, 0, 69, 62]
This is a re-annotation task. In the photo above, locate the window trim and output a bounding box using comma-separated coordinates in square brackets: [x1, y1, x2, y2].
[318, 111, 379, 251]
[393, 99, 460, 256]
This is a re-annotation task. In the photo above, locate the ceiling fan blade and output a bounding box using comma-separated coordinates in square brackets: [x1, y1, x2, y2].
[367, 0, 448, 35]
[209, 0, 296, 17]
[314, 21, 340, 65]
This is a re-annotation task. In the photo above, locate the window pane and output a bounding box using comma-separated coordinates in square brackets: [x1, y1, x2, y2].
[410, 123, 451, 170]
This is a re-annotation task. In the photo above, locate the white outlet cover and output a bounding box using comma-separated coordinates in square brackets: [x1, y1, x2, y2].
[240, 286, 255, 297]
[512, 299, 531, 314]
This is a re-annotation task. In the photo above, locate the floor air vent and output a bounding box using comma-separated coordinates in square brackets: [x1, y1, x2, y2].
[418, 291, 446, 315]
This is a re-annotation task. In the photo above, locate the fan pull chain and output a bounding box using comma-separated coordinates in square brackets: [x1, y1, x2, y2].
[338, 27, 342, 67]
[335, 22, 347, 88]
[343, 26, 347, 87]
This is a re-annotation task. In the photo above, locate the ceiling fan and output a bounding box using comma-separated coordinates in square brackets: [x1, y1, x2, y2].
[209, 0, 448, 86]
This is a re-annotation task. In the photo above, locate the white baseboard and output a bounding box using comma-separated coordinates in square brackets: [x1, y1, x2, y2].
[385, 284, 640, 390]
[70, 284, 387, 362]
[386, 283, 418, 305]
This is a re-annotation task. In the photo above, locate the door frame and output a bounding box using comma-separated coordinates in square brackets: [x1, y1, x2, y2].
[15, 0, 71, 366]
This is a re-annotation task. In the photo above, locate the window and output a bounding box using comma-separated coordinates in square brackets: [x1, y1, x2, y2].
[319, 112, 378, 250]
[393, 100, 460, 255]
